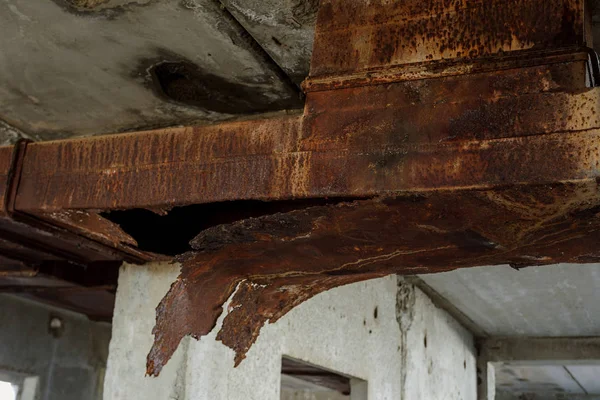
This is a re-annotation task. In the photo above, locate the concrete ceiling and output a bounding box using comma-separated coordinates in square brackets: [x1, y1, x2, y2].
[419, 263, 600, 337]
[0, 0, 315, 141]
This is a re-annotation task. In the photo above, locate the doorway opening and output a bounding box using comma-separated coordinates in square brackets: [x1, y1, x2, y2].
[281, 357, 367, 400]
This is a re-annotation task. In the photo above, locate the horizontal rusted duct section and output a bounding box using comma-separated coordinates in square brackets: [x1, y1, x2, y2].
[0, 0, 599, 374]
[0, 142, 162, 319]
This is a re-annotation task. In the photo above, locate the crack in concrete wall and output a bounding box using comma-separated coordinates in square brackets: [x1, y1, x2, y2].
[396, 278, 416, 400]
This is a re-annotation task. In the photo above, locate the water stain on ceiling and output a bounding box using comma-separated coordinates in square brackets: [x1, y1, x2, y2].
[0, 0, 317, 140]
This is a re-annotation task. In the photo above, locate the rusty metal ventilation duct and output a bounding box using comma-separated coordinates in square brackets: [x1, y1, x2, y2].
[0, 0, 599, 375]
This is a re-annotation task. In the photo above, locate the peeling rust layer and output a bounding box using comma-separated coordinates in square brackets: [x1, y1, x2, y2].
[310, 0, 586, 78]
[32, 210, 163, 263]
[40, 210, 138, 248]
[148, 181, 600, 375]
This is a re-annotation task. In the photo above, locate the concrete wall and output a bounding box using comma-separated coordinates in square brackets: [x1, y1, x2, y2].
[280, 391, 349, 400]
[0, 294, 111, 400]
[402, 283, 476, 400]
[105, 262, 477, 400]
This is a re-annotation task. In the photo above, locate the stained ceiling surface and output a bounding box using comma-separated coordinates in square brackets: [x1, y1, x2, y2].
[0, 0, 316, 141]
[419, 264, 600, 337]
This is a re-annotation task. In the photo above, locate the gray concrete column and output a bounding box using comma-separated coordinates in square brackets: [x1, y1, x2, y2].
[105, 263, 478, 400]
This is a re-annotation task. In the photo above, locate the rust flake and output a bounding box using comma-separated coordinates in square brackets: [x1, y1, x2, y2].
[147, 182, 600, 376]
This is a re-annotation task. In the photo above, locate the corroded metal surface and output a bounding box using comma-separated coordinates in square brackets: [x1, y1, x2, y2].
[0, 142, 148, 318]
[303, 50, 590, 92]
[310, 0, 586, 78]
[14, 61, 600, 212]
[0, 0, 599, 372]
[19, 121, 600, 207]
[304, 60, 592, 143]
[39, 210, 138, 248]
[147, 182, 600, 375]
[16, 115, 304, 211]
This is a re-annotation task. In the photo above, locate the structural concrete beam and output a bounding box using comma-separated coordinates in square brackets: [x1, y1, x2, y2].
[478, 337, 600, 399]
[480, 337, 600, 365]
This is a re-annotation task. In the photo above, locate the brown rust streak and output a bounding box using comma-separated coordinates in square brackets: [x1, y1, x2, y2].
[14, 63, 600, 212]
[147, 181, 600, 375]
[310, 0, 585, 77]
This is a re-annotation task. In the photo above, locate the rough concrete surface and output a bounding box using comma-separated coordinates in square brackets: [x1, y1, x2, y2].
[103, 262, 186, 400]
[495, 364, 600, 398]
[401, 280, 476, 400]
[419, 263, 600, 337]
[0, 0, 304, 140]
[0, 294, 111, 400]
[105, 264, 476, 400]
[221, 0, 317, 85]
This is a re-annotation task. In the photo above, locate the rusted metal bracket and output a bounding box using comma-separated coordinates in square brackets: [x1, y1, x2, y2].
[0, 140, 154, 268]
[0, 0, 599, 374]
[0, 141, 160, 319]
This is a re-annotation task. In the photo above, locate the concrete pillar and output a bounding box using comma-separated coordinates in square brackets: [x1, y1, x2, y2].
[477, 349, 495, 400]
[105, 263, 477, 400]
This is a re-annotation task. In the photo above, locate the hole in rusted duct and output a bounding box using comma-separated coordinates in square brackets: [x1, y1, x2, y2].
[101, 198, 364, 256]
